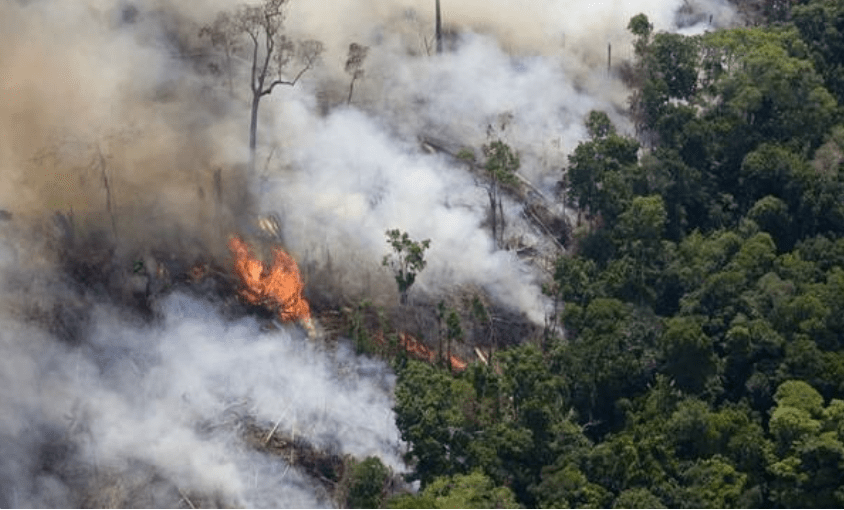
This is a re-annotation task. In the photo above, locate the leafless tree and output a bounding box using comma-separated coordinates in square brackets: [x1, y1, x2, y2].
[344, 43, 369, 105]
[200, 0, 323, 174]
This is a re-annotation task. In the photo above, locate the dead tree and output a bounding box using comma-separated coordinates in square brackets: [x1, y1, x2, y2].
[200, 0, 323, 175]
[344, 43, 369, 105]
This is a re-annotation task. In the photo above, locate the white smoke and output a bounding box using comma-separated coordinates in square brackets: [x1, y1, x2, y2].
[254, 0, 737, 322]
[0, 253, 403, 506]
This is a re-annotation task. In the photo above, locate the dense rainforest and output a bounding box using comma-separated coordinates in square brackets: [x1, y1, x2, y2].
[352, 1, 844, 507]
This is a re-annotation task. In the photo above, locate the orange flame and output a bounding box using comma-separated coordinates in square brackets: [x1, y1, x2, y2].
[228, 236, 311, 323]
[373, 331, 468, 372]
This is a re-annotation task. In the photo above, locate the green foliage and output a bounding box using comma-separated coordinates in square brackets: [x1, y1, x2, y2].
[436, 301, 464, 369]
[613, 487, 666, 508]
[628, 13, 652, 40]
[462, 139, 520, 248]
[650, 33, 699, 101]
[566, 112, 640, 222]
[660, 317, 716, 394]
[703, 27, 836, 156]
[418, 471, 519, 509]
[747, 195, 793, 251]
[394, 361, 474, 485]
[346, 456, 390, 509]
[482, 140, 520, 185]
[585, 110, 616, 139]
[534, 462, 612, 508]
[793, 0, 844, 106]
[678, 456, 749, 508]
[382, 229, 430, 305]
[767, 380, 844, 507]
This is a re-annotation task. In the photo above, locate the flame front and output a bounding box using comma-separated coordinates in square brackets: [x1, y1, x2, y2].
[228, 236, 311, 324]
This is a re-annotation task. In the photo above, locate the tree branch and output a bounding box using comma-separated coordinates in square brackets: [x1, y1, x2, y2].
[260, 63, 312, 96]
[258, 23, 275, 90]
[247, 30, 259, 93]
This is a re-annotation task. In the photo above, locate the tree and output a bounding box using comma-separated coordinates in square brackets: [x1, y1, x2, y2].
[700, 27, 836, 160]
[679, 456, 749, 508]
[566, 111, 639, 225]
[613, 488, 666, 508]
[660, 316, 717, 394]
[767, 380, 844, 507]
[459, 140, 519, 249]
[344, 43, 369, 104]
[382, 229, 431, 305]
[793, 0, 844, 106]
[748, 195, 794, 251]
[534, 462, 612, 508]
[390, 471, 518, 508]
[200, 0, 323, 174]
[627, 25, 699, 141]
[436, 302, 463, 370]
[394, 361, 474, 486]
[346, 456, 391, 508]
[628, 14, 653, 55]
[421, 471, 519, 508]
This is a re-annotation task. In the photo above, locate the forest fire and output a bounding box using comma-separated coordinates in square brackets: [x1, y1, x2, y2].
[373, 331, 468, 371]
[228, 236, 312, 330]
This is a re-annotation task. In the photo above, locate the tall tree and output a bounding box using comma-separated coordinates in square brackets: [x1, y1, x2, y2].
[201, 0, 323, 174]
[459, 140, 520, 249]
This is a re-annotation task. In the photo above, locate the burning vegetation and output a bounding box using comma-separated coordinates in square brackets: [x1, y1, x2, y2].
[228, 235, 311, 324]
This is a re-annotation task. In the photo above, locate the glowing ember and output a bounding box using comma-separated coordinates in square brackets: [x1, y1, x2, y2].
[228, 236, 311, 324]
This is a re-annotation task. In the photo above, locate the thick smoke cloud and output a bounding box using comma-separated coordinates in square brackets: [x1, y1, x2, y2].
[0, 0, 738, 507]
[0, 232, 402, 506]
[258, 0, 736, 319]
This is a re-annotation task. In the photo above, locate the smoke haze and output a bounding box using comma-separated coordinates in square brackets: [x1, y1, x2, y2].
[0, 0, 738, 506]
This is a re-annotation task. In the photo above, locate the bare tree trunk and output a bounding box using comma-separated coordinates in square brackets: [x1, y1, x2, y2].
[435, 0, 443, 54]
[249, 93, 261, 175]
[347, 76, 356, 104]
[225, 49, 234, 96]
[213, 167, 223, 241]
[97, 147, 117, 240]
[488, 190, 497, 249]
[498, 200, 505, 246]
